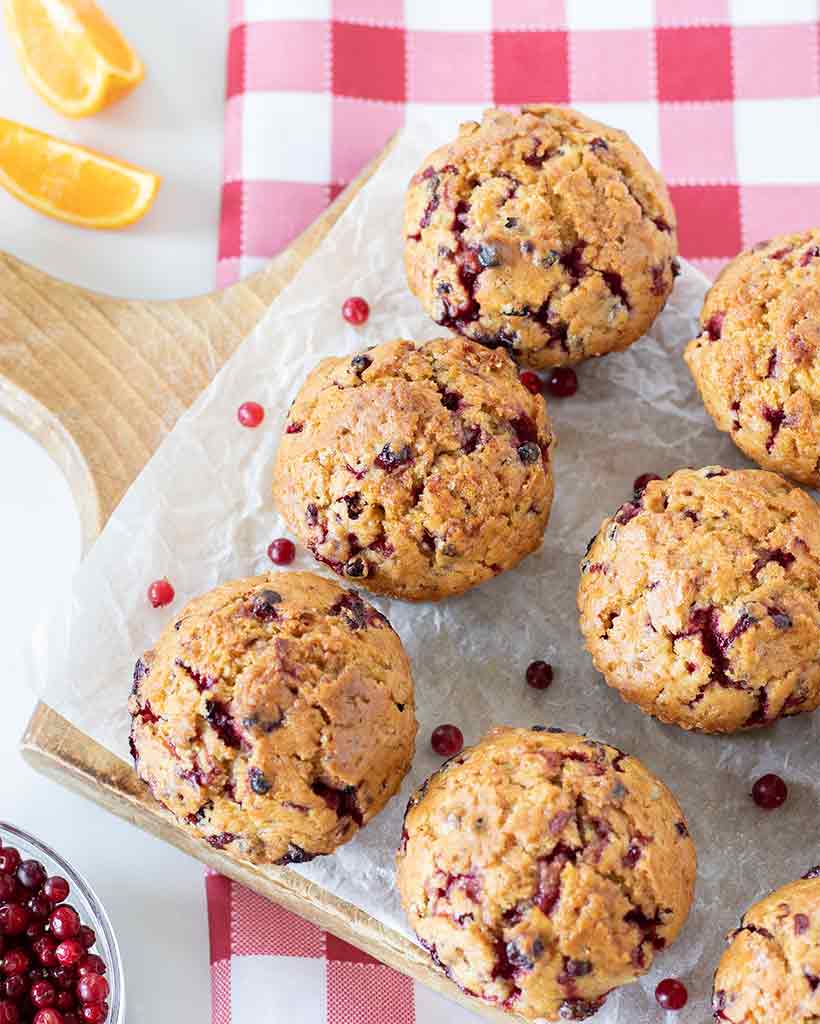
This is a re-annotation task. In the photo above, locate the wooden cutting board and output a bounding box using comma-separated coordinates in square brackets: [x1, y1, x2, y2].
[5, 142, 513, 1022]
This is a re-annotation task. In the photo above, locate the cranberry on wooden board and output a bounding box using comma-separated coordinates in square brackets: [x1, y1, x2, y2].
[752, 773, 788, 809]
[147, 578, 174, 608]
[655, 978, 688, 1010]
[431, 724, 463, 758]
[267, 538, 295, 565]
[237, 401, 265, 428]
[342, 296, 369, 325]
[545, 366, 577, 398]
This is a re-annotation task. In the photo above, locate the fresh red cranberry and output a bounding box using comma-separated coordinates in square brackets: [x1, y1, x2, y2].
[33, 1012, 64, 1024]
[0, 851, 20, 875]
[0, 875, 15, 902]
[50, 908, 80, 942]
[0, 1003, 18, 1024]
[237, 401, 265, 428]
[147, 578, 174, 608]
[752, 773, 788, 809]
[77, 957, 105, 978]
[78, 928, 95, 951]
[431, 724, 463, 757]
[655, 978, 687, 1010]
[267, 538, 295, 565]
[31, 980, 57, 1009]
[51, 968, 75, 991]
[633, 472, 661, 496]
[1, 950, 28, 976]
[546, 367, 578, 398]
[80, 1005, 106, 1024]
[3, 976, 25, 999]
[43, 878, 70, 905]
[526, 660, 554, 690]
[28, 894, 52, 920]
[0, 906, 28, 936]
[519, 371, 543, 395]
[26, 920, 45, 940]
[342, 296, 369, 326]
[16, 860, 46, 891]
[63, 1015, 79, 1024]
[33, 936, 58, 966]
[55, 942, 84, 968]
[55, 994, 75, 1012]
[77, 974, 108, 1004]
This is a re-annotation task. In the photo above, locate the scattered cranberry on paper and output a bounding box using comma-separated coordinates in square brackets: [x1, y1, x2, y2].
[545, 367, 578, 398]
[267, 539, 295, 566]
[237, 401, 265, 428]
[147, 579, 174, 609]
[431, 724, 463, 758]
[342, 296, 369, 326]
[751, 773, 788, 810]
[655, 978, 688, 1010]
[526, 661, 554, 690]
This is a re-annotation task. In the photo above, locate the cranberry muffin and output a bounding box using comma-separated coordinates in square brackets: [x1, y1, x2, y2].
[272, 337, 554, 602]
[685, 231, 820, 487]
[404, 105, 678, 370]
[128, 572, 416, 864]
[713, 869, 820, 1022]
[578, 467, 820, 734]
[397, 727, 696, 1021]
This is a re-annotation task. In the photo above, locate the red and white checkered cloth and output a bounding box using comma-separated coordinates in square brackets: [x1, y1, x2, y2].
[211, 3, 820, 1021]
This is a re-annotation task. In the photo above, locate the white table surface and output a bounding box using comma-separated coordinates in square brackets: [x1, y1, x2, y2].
[1, 4, 228, 1020]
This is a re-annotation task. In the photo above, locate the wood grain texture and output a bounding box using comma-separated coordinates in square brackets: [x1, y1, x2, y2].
[7, 136, 520, 1022]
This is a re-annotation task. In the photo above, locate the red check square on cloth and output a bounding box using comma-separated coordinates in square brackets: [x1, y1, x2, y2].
[212, 3, 820, 1021]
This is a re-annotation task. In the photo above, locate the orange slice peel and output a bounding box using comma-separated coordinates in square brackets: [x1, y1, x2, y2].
[0, 118, 160, 229]
[3, 0, 144, 118]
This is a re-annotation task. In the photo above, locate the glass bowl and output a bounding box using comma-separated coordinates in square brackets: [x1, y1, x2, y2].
[0, 822, 125, 1024]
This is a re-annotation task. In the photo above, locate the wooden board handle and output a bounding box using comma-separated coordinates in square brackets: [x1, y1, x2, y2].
[0, 139, 394, 546]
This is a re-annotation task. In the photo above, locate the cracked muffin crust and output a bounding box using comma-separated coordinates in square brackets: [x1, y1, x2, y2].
[685, 231, 820, 487]
[713, 870, 820, 1022]
[396, 726, 696, 1022]
[272, 337, 554, 602]
[404, 105, 678, 370]
[578, 466, 820, 734]
[128, 572, 416, 864]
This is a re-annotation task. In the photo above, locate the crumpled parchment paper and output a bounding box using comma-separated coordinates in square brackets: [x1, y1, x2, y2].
[26, 125, 820, 1023]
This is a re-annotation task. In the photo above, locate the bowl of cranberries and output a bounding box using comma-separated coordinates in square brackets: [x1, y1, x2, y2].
[0, 824, 124, 1024]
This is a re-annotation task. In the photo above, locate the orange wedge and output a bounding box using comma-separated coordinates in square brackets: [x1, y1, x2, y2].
[3, 0, 144, 118]
[0, 118, 160, 229]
